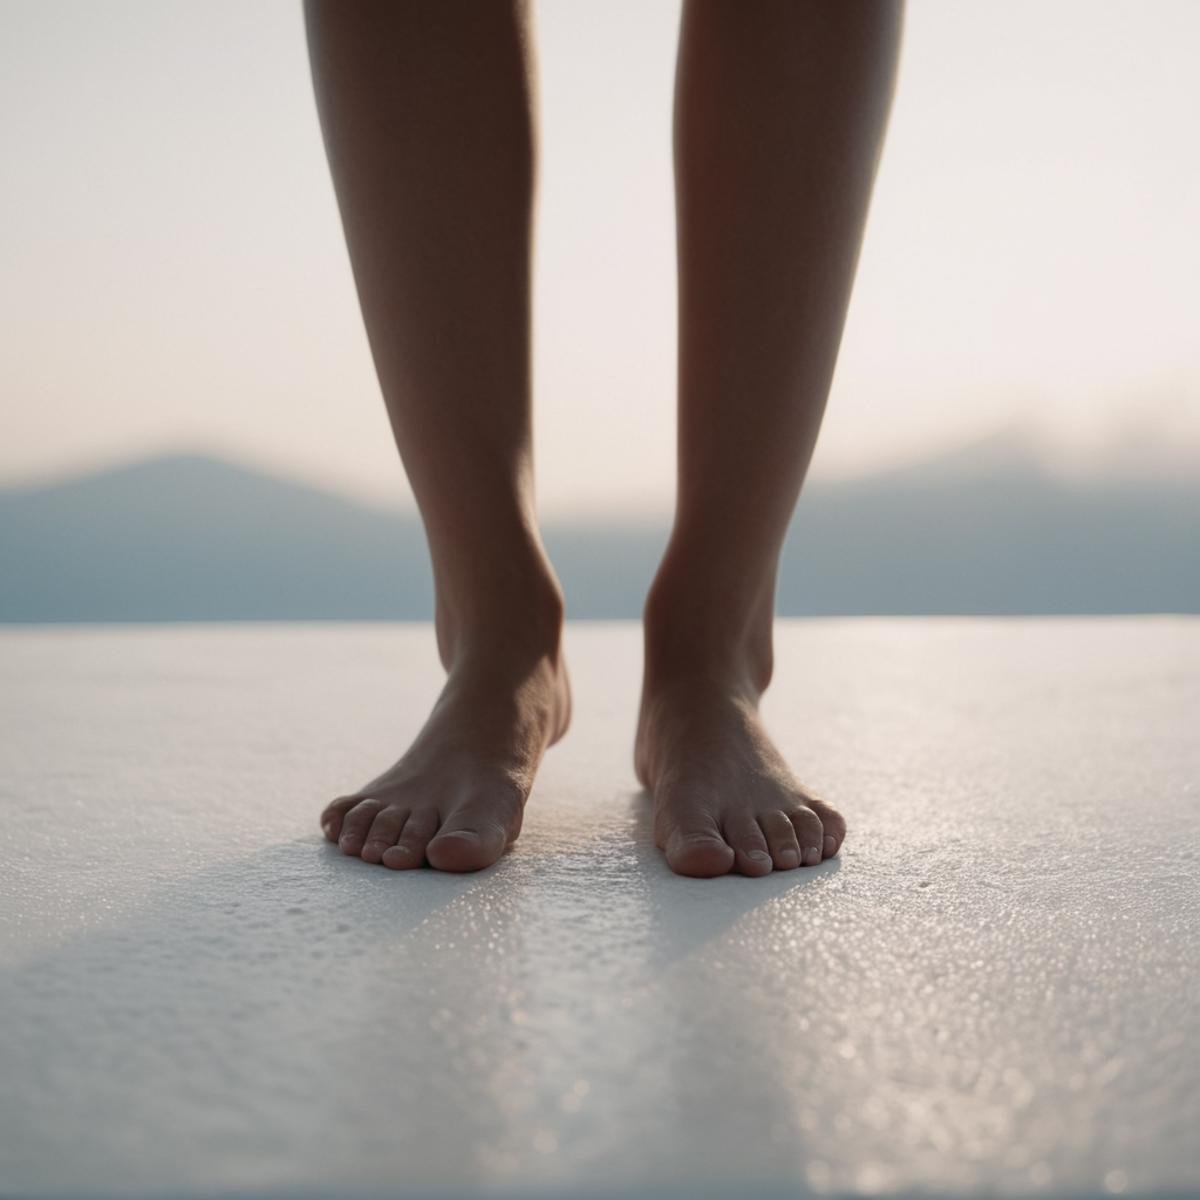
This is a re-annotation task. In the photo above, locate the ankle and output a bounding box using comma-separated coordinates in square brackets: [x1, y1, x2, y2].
[641, 558, 774, 702]
[435, 555, 565, 678]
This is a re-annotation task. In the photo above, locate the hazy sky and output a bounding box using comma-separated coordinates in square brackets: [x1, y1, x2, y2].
[2, 0, 1197, 515]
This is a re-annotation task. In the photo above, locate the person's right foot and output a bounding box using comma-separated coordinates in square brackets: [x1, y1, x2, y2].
[321, 645, 570, 872]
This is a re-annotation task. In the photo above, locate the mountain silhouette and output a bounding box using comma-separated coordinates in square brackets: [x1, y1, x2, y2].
[1, 440, 1196, 621]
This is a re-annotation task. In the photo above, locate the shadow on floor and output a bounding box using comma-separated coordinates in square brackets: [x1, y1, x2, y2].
[624, 787, 842, 968]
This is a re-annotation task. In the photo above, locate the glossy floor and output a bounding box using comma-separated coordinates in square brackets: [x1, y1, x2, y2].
[2, 620, 1197, 1198]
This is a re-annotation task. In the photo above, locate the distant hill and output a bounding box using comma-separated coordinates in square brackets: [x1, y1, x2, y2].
[1, 441, 1197, 621]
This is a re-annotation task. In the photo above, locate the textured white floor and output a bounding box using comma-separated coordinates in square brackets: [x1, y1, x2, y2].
[1, 620, 1197, 1200]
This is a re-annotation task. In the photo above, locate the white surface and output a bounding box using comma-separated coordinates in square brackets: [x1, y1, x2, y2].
[1, 619, 1197, 1199]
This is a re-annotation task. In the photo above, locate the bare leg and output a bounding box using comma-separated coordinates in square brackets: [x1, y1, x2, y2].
[306, 0, 568, 872]
[637, 0, 903, 877]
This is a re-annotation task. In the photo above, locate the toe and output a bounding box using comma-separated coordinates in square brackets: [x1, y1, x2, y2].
[650, 773, 736, 879]
[338, 799, 383, 857]
[722, 814, 774, 877]
[425, 827, 506, 872]
[425, 802, 513, 873]
[321, 795, 361, 843]
[665, 827, 736, 877]
[660, 797, 735, 877]
[806, 797, 846, 858]
[360, 806, 408, 865]
[788, 804, 826, 866]
[759, 810, 802, 870]
[381, 809, 438, 870]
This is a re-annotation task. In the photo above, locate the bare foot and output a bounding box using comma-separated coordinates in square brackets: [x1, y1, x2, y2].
[321, 649, 570, 872]
[635, 676, 845, 878]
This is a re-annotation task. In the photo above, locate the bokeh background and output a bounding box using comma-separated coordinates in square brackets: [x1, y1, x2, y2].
[2, 0, 1197, 620]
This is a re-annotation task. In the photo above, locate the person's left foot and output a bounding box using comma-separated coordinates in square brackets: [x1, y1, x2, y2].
[635, 675, 846, 878]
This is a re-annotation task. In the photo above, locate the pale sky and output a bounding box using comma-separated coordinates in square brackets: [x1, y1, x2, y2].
[2, 0, 1197, 515]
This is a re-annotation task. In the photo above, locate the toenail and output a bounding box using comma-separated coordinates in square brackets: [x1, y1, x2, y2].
[779, 848, 800, 867]
[749, 850, 772, 864]
[803, 846, 821, 866]
[823, 835, 837, 857]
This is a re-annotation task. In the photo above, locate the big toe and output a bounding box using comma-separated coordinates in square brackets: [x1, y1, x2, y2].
[426, 815, 510, 873]
[665, 829, 736, 878]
